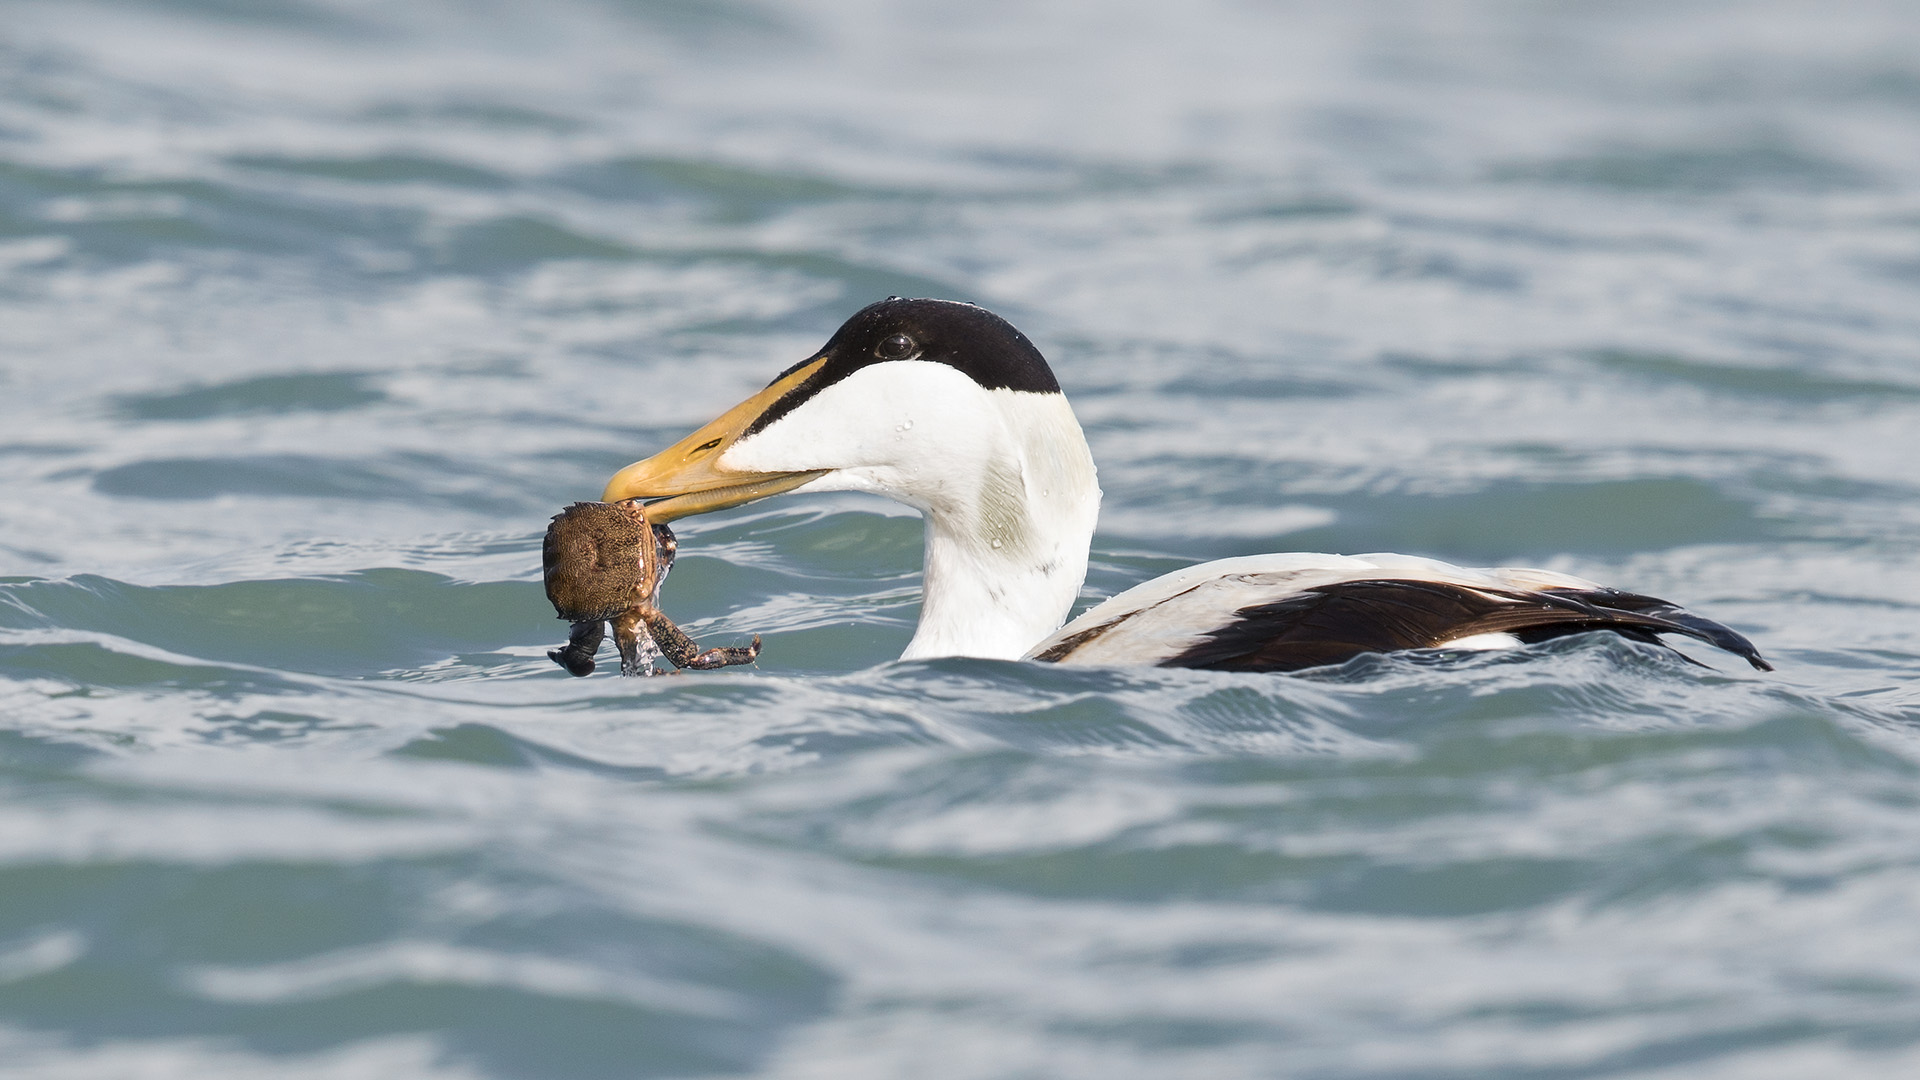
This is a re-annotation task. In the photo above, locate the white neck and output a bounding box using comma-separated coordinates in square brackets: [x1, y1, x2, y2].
[721, 366, 1102, 660]
[899, 391, 1100, 659]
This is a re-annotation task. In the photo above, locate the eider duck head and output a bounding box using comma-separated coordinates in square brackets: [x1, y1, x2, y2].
[603, 297, 1102, 659]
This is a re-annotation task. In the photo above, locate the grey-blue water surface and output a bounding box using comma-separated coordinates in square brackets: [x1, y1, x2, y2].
[4, 1, 1920, 1076]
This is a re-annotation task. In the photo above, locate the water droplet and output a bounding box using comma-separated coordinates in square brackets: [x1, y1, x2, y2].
[990, 539, 1002, 549]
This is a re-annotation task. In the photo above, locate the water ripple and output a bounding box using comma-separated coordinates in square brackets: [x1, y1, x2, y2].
[5, 0, 1920, 1076]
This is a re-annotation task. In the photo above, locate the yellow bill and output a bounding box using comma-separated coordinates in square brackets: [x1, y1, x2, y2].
[602, 357, 830, 522]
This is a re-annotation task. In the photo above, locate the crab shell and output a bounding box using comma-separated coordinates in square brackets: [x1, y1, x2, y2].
[541, 500, 660, 622]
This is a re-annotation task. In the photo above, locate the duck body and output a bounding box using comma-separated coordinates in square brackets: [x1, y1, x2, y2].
[601, 298, 1770, 674]
[1029, 552, 1769, 671]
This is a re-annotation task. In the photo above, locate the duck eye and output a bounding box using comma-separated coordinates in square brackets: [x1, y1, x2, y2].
[875, 333, 916, 360]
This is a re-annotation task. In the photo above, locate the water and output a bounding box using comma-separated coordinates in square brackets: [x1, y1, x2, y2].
[3, 0, 1920, 1075]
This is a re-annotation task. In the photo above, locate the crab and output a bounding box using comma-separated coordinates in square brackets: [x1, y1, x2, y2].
[541, 500, 761, 677]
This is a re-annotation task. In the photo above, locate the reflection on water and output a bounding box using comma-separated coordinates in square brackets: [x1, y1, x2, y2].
[4, 0, 1920, 1076]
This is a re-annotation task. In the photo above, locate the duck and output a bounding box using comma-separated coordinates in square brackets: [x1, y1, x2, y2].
[601, 297, 1770, 673]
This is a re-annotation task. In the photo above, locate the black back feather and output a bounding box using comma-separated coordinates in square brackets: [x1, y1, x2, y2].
[1160, 580, 1771, 673]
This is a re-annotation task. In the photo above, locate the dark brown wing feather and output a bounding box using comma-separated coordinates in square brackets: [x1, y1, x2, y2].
[1162, 580, 1771, 673]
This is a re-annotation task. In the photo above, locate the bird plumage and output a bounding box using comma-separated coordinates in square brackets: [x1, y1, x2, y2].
[602, 299, 1770, 674]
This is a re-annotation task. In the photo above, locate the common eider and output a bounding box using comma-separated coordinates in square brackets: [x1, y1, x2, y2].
[600, 298, 1769, 673]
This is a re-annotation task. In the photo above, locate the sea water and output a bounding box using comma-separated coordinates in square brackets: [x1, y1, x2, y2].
[3, 1, 1920, 1076]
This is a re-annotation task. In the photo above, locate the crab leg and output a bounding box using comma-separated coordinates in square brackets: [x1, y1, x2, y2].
[548, 619, 606, 678]
[637, 606, 761, 670]
[611, 608, 664, 677]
